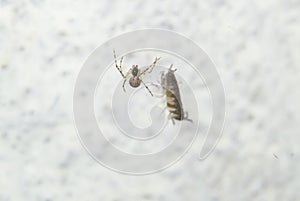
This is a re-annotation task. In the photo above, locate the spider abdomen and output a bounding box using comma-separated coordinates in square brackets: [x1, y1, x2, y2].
[129, 77, 141, 87]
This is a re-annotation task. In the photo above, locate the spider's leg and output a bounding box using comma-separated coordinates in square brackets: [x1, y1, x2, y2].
[122, 78, 128, 92]
[113, 50, 125, 78]
[119, 56, 124, 71]
[147, 57, 161, 74]
[122, 68, 133, 92]
[141, 80, 153, 96]
[140, 57, 161, 76]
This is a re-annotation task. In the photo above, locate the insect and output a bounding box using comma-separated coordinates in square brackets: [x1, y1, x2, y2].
[113, 50, 160, 96]
[160, 64, 192, 124]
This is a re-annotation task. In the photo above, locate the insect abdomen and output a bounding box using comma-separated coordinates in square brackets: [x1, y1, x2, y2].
[166, 89, 183, 118]
[165, 68, 184, 121]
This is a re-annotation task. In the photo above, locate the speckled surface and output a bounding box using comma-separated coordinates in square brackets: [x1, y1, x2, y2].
[1, 0, 300, 200]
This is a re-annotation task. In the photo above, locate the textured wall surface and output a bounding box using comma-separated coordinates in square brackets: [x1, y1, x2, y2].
[1, 0, 300, 200]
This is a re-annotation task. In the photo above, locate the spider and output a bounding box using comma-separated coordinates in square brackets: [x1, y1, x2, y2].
[113, 50, 161, 96]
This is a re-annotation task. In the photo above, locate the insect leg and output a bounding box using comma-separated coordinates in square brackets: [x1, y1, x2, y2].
[150, 82, 161, 88]
[160, 106, 168, 116]
[184, 112, 193, 123]
[167, 113, 175, 125]
[153, 93, 164, 98]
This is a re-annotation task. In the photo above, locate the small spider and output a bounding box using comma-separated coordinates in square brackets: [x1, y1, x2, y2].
[113, 50, 160, 96]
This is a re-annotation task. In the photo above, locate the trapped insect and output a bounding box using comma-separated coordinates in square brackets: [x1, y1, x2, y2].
[160, 64, 193, 124]
[113, 50, 160, 96]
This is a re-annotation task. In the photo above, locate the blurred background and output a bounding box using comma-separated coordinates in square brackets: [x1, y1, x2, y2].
[0, 0, 299, 200]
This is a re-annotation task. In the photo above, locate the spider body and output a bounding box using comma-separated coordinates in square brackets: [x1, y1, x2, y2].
[128, 65, 141, 88]
[114, 50, 160, 96]
[131, 65, 139, 77]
